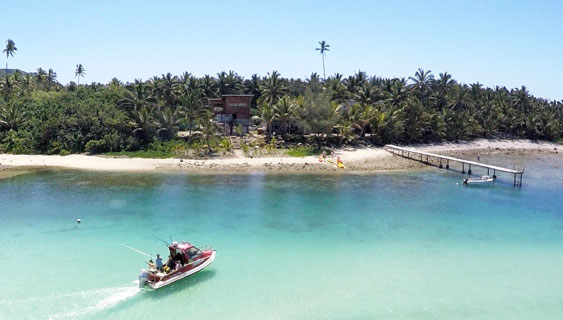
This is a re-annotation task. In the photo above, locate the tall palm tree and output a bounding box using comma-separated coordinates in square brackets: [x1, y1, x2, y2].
[315, 41, 330, 80]
[75, 64, 85, 85]
[409, 68, 434, 106]
[46, 69, 57, 91]
[434, 72, 454, 111]
[3, 39, 17, 77]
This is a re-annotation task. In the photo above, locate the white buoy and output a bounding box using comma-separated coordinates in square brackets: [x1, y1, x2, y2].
[77, 218, 81, 224]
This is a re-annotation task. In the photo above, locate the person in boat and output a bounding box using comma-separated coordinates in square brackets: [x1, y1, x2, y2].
[155, 254, 163, 272]
[148, 259, 156, 272]
[174, 251, 186, 265]
[166, 255, 175, 272]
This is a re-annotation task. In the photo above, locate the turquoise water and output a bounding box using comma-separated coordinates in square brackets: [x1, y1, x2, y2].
[1, 154, 562, 319]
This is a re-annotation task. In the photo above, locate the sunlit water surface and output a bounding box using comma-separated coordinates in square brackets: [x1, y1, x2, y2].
[1, 153, 562, 319]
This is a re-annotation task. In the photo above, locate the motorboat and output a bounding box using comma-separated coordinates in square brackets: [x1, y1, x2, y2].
[138, 240, 216, 289]
[463, 175, 495, 185]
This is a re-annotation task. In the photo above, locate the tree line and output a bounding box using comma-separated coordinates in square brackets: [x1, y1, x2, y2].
[0, 40, 561, 155]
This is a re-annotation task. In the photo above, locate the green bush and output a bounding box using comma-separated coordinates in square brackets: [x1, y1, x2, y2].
[1, 130, 34, 154]
[85, 139, 108, 154]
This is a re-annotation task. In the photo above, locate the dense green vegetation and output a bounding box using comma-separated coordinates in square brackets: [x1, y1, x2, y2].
[1, 39, 561, 156]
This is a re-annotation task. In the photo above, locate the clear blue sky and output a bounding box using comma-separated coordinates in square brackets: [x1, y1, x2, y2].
[3, 0, 562, 100]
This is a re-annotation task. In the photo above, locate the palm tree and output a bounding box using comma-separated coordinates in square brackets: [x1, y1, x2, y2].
[181, 88, 208, 137]
[75, 64, 85, 85]
[346, 103, 374, 138]
[0, 101, 27, 131]
[46, 69, 57, 91]
[154, 73, 180, 109]
[273, 96, 296, 135]
[22, 73, 33, 92]
[155, 107, 182, 141]
[3, 39, 17, 76]
[0, 76, 14, 99]
[217, 70, 242, 95]
[433, 72, 454, 110]
[119, 79, 155, 111]
[258, 71, 288, 106]
[199, 75, 217, 98]
[244, 74, 261, 108]
[200, 111, 219, 154]
[355, 83, 379, 106]
[315, 41, 330, 79]
[129, 106, 154, 143]
[35, 68, 47, 89]
[409, 68, 434, 106]
[258, 102, 276, 135]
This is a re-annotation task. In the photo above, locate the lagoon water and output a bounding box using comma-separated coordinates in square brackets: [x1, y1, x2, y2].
[1, 154, 562, 319]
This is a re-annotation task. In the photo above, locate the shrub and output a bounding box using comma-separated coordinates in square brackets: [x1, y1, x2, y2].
[85, 139, 108, 154]
[1, 130, 34, 154]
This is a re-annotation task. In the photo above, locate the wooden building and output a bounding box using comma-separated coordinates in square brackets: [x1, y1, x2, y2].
[209, 95, 254, 135]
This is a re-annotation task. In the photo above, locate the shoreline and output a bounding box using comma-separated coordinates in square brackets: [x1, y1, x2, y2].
[0, 139, 560, 176]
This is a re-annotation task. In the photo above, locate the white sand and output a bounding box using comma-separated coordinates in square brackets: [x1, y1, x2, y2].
[0, 139, 560, 173]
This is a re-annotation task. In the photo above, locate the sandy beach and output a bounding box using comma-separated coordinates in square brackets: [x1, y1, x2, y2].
[0, 139, 560, 175]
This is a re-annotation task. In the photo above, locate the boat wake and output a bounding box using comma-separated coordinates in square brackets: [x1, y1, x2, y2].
[47, 284, 141, 320]
[0, 283, 142, 320]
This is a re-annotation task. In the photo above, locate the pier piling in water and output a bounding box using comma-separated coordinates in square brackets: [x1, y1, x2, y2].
[385, 145, 524, 187]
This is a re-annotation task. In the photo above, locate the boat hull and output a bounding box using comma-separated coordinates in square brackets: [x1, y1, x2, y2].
[464, 179, 494, 185]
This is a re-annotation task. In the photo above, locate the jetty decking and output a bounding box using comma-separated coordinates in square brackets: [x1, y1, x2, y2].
[385, 144, 524, 187]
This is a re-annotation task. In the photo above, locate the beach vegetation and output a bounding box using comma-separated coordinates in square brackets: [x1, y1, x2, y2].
[286, 146, 323, 157]
[0, 40, 561, 155]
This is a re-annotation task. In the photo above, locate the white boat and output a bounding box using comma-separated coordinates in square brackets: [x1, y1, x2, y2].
[463, 175, 495, 185]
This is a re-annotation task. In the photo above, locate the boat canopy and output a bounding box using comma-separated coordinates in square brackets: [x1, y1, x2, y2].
[168, 241, 203, 262]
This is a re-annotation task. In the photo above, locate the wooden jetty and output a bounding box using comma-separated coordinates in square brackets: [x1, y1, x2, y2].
[385, 144, 524, 187]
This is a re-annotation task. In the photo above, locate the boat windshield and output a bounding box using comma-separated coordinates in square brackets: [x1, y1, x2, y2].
[186, 246, 202, 259]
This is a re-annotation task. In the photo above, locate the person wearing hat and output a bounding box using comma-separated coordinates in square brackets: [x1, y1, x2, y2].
[155, 254, 163, 272]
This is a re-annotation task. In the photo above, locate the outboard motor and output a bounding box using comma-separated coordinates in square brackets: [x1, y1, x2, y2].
[138, 269, 148, 288]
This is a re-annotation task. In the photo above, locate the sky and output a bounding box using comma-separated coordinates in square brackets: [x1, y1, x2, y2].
[2, 0, 562, 100]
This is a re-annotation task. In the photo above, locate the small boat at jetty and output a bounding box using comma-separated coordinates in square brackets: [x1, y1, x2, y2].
[137, 240, 216, 289]
[463, 175, 495, 185]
